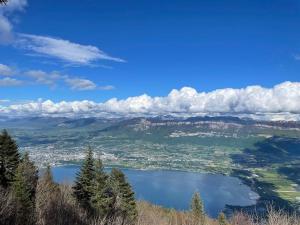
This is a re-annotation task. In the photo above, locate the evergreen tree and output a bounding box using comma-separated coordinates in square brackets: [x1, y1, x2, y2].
[109, 168, 137, 225]
[91, 158, 109, 218]
[12, 164, 32, 224]
[20, 152, 38, 201]
[218, 212, 228, 225]
[0, 130, 20, 188]
[73, 146, 95, 210]
[190, 192, 205, 225]
[12, 153, 38, 225]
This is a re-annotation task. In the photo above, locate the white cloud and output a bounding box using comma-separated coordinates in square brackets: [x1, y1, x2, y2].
[23, 69, 111, 91]
[1, 0, 27, 12]
[0, 63, 14, 75]
[65, 78, 97, 91]
[1, 1, 124, 66]
[0, 77, 23, 86]
[25, 70, 61, 87]
[0, 14, 13, 42]
[15, 34, 125, 65]
[99, 85, 115, 90]
[0, 0, 27, 43]
[0, 99, 10, 103]
[1, 81, 300, 120]
[1, 99, 97, 116]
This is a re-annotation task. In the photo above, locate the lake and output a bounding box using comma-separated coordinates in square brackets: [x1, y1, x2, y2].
[52, 166, 259, 218]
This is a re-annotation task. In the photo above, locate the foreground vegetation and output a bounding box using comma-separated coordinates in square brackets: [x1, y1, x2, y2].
[0, 130, 299, 225]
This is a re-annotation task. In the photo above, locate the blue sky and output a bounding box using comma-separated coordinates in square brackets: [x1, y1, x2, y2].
[0, 0, 300, 119]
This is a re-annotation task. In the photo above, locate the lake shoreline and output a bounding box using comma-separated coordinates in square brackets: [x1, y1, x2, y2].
[51, 164, 259, 218]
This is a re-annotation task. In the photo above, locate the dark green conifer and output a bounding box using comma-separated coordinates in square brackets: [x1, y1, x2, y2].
[190, 192, 205, 225]
[20, 152, 38, 201]
[73, 146, 95, 210]
[12, 153, 38, 225]
[0, 130, 20, 188]
[91, 158, 109, 217]
[109, 168, 137, 224]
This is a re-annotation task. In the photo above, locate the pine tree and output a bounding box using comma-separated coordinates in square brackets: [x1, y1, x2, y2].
[20, 152, 38, 201]
[190, 192, 205, 225]
[12, 164, 32, 224]
[218, 212, 228, 225]
[73, 146, 95, 210]
[109, 168, 137, 225]
[0, 130, 20, 188]
[91, 158, 109, 218]
[12, 153, 38, 225]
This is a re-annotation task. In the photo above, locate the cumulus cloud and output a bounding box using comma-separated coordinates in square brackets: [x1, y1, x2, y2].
[1, 81, 300, 120]
[1, 99, 98, 117]
[0, 0, 27, 43]
[0, 63, 14, 75]
[15, 34, 125, 65]
[0, 77, 23, 86]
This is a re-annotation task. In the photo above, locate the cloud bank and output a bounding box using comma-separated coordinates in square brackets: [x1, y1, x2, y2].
[1, 81, 300, 120]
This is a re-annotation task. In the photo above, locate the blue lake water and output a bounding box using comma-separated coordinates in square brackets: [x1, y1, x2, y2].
[52, 166, 259, 218]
